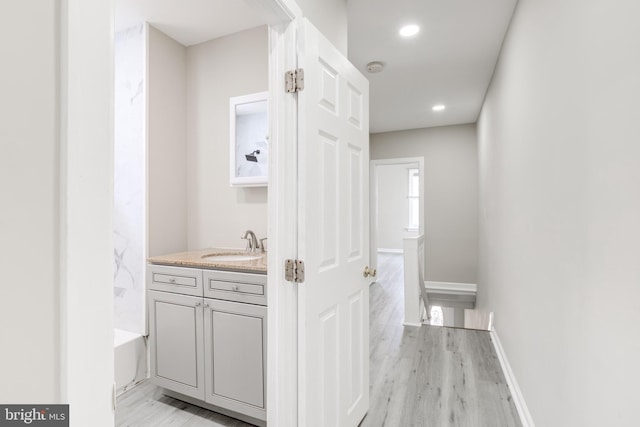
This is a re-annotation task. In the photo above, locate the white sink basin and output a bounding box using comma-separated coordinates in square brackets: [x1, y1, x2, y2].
[201, 253, 262, 262]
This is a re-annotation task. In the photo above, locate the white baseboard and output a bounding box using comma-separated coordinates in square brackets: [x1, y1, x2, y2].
[377, 248, 403, 254]
[402, 321, 422, 327]
[490, 327, 535, 427]
[424, 281, 477, 294]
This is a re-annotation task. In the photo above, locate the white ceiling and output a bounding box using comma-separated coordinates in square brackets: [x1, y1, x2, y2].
[115, 0, 266, 46]
[116, 0, 517, 133]
[348, 0, 517, 133]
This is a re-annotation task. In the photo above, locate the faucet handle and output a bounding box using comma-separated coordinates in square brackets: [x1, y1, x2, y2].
[259, 238, 268, 252]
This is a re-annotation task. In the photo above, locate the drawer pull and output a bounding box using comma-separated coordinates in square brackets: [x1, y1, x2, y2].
[231, 285, 239, 291]
[169, 278, 176, 283]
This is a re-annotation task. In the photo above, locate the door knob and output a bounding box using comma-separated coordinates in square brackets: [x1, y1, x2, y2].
[363, 266, 377, 278]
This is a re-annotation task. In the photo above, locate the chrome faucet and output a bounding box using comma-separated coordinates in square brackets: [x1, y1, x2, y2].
[241, 230, 259, 253]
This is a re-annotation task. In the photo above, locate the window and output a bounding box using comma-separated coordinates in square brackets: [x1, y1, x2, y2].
[407, 168, 419, 230]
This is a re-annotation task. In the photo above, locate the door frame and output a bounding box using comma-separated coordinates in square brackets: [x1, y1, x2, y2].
[369, 157, 425, 272]
[58, 1, 116, 425]
[62, 0, 303, 425]
[259, 2, 302, 426]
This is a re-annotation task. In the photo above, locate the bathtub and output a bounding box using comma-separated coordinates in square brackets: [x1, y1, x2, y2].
[114, 328, 147, 395]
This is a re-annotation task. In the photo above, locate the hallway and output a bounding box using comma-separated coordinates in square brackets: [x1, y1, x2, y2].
[360, 253, 521, 426]
[116, 254, 520, 426]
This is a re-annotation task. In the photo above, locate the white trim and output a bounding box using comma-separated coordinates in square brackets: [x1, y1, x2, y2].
[143, 22, 150, 338]
[424, 281, 477, 294]
[402, 321, 422, 327]
[229, 91, 269, 187]
[370, 157, 425, 275]
[249, 0, 301, 23]
[265, 12, 299, 427]
[490, 327, 536, 427]
[60, 0, 115, 423]
[377, 248, 403, 254]
[402, 234, 425, 326]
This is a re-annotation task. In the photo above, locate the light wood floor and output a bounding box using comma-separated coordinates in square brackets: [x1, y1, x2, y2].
[115, 381, 254, 427]
[116, 253, 520, 426]
[360, 253, 521, 426]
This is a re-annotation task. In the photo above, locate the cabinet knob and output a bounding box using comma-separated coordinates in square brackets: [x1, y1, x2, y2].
[231, 285, 239, 291]
[195, 302, 201, 307]
[169, 278, 176, 284]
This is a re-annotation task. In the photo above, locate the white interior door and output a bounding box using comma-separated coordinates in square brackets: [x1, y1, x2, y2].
[297, 18, 370, 427]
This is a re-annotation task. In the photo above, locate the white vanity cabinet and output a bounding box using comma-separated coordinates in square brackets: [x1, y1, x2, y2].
[147, 263, 267, 425]
[148, 289, 205, 400]
[204, 299, 267, 420]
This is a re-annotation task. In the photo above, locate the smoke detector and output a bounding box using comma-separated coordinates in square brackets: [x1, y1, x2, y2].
[366, 61, 384, 74]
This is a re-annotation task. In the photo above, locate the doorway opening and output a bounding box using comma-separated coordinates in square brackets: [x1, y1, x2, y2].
[370, 157, 424, 275]
[112, 1, 295, 426]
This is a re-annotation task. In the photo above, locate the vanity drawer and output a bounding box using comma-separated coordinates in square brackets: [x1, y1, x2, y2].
[148, 264, 203, 296]
[203, 270, 267, 306]
[208, 281, 264, 295]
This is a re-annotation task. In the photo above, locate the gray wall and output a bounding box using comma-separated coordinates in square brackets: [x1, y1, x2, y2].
[0, 0, 59, 402]
[296, 0, 348, 55]
[478, 0, 640, 425]
[371, 124, 478, 284]
[148, 25, 188, 256]
[187, 26, 269, 250]
[1, 2, 114, 421]
[146, 26, 268, 253]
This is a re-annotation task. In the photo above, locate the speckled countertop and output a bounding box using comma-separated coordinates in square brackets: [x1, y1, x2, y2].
[147, 248, 267, 273]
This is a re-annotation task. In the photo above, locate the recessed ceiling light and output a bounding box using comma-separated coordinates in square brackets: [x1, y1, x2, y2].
[366, 61, 384, 73]
[399, 24, 420, 38]
[432, 104, 446, 111]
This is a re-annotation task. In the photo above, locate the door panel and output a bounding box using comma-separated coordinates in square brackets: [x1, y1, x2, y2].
[204, 298, 267, 421]
[297, 18, 370, 427]
[319, 130, 339, 270]
[348, 288, 364, 412]
[348, 143, 363, 260]
[319, 306, 339, 427]
[148, 290, 205, 400]
[212, 310, 264, 407]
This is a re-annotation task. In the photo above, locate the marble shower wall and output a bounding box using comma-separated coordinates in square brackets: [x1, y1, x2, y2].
[114, 24, 145, 334]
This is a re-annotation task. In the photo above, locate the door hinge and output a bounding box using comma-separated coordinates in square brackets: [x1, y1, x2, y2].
[285, 259, 305, 283]
[285, 68, 304, 93]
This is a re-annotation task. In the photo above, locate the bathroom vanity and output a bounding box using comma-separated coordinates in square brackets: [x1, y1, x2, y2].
[147, 249, 267, 426]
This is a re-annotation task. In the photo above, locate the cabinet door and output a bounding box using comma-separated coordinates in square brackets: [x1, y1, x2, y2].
[204, 298, 267, 420]
[148, 290, 205, 400]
